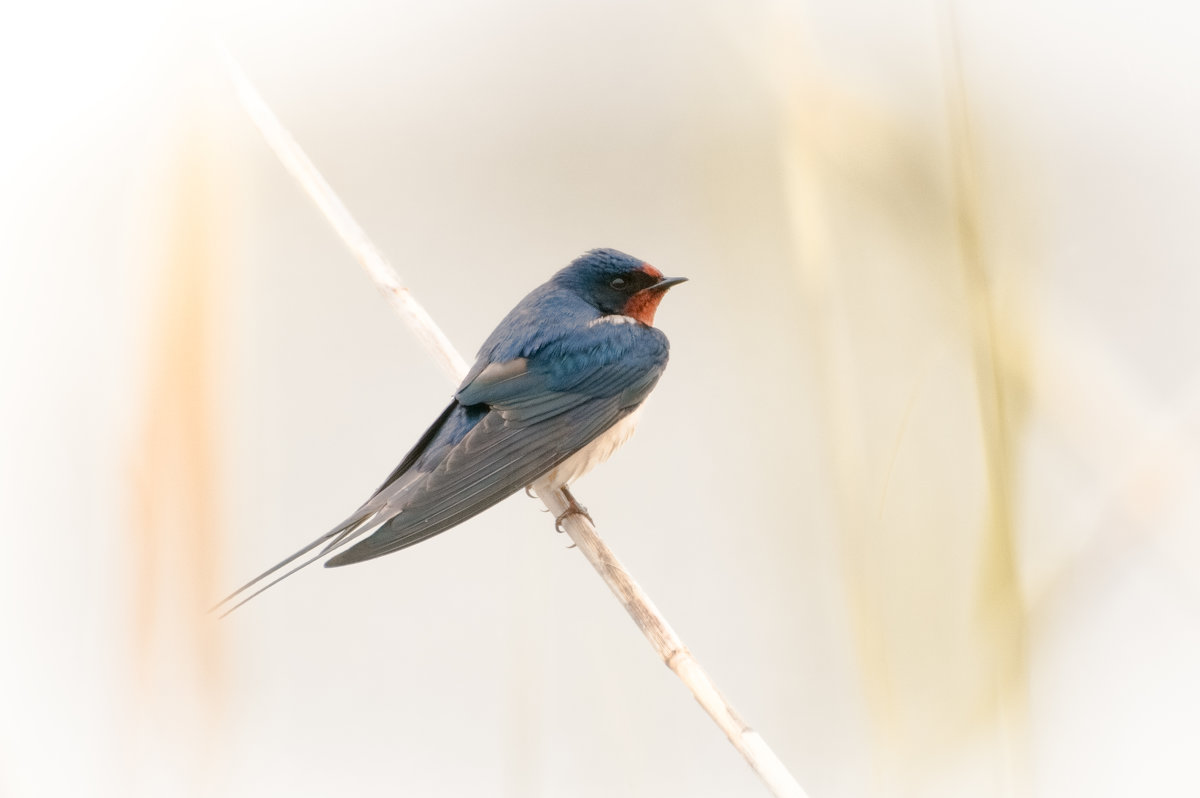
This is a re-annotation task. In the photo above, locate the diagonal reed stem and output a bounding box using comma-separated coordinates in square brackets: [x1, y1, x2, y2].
[221, 46, 809, 798]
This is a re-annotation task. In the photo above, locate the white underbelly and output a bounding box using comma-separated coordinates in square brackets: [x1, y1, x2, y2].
[533, 406, 643, 492]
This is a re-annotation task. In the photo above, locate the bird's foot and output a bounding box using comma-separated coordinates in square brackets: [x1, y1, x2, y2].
[554, 485, 593, 533]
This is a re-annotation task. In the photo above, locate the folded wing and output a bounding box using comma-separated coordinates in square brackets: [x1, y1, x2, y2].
[213, 322, 668, 613]
[325, 324, 668, 565]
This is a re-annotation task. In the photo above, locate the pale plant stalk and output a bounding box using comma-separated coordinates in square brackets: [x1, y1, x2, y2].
[220, 48, 467, 386]
[221, 49, 809, 798]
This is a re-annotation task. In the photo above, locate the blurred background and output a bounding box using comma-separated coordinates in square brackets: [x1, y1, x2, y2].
[3, 0, 1199, 796]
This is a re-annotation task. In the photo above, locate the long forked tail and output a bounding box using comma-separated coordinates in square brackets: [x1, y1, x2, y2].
[210, 507, 383, 618]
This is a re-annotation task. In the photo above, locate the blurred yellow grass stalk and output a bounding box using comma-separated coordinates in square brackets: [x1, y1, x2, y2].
[776, 66, 905, 795]
[944, 15, 1031, 796]
[768, 8, 1032, 796]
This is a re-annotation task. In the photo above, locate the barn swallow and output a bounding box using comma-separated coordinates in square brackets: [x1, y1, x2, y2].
[215, 248, 685, 615]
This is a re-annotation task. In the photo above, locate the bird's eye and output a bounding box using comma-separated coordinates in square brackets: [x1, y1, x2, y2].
[610, 277, 627, 290]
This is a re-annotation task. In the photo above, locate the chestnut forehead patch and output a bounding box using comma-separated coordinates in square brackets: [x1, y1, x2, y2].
[639, 263, 663, 281]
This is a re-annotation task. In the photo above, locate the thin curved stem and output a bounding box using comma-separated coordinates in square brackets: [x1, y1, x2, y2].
[221, 46, 809, 798]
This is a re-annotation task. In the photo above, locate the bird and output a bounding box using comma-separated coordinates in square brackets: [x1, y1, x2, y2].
[214, 248, 686, 615]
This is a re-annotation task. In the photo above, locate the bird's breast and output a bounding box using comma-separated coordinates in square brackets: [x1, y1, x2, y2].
[534, 406, 644, 491]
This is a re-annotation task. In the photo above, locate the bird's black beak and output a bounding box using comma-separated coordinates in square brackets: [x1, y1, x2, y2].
[649, 276, 688, 291]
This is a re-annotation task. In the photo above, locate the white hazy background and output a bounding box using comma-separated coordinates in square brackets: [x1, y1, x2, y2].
[3, 1, 1199, 796]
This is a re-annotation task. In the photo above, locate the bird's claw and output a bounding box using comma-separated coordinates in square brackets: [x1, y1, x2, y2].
[555, 509, 592, 533]
[554, 486, 593, 533]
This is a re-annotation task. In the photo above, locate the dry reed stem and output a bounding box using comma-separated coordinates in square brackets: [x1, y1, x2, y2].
[221, 48, 809, 798]
[220, 48, 467, 386]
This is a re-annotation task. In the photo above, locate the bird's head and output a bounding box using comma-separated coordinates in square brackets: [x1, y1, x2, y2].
[555, 248, 687, 325]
